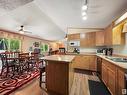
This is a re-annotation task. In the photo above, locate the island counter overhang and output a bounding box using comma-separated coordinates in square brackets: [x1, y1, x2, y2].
[42, 55, 75, 95]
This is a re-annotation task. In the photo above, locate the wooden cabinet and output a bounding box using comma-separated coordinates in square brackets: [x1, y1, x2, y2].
[101, 59, 127, 95]
[80, 32, 95, 47]
[46, 60, 75, 95]
[107, 67, 116, 95]
[117, 69, 126, 95]
[104, 24, 113, 45]
[104, 23, 125, 45]
[102, 62, 108, 85]
[96, 31, 104, 46]
[112, 23, 125, 45]
[73, 55, 96, 71]
[89, 56, 96, 71]
[67, 33, 80, 41]
[102, 60, 116, 95]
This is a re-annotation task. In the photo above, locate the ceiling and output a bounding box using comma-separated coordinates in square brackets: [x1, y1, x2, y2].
[0, 0, 127, 41]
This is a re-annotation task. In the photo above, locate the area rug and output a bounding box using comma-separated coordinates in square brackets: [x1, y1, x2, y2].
[0, 70, 40, 95]
[88, 80, 111, 95]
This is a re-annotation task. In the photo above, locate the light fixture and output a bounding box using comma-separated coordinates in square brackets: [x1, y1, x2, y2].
[65, 34, 68, 40]
[82, 16, 87, 20]
[82, 5, 87, 11]
[82, 11, 87, 16]
[81, 0, 88, 21]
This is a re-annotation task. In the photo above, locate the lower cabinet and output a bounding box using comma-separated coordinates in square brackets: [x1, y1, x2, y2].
[107, 67, 116, 95]
[102, 63, 108, 85]
[117, 69, 126, 95]
[73, 55, 96, 71]
[102, 59, 126, 95]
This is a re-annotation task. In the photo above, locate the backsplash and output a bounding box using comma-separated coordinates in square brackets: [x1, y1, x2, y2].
[113, 33, 127, 55]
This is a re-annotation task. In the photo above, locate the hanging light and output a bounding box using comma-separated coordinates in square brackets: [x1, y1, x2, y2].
[82, 5, 87, 11]
[82, 0, 88, 10]
[81, 0, 88, 20]
[82, 16, 87, 20]
[82, 11, 87, 16]
[65, 34, 68, 40]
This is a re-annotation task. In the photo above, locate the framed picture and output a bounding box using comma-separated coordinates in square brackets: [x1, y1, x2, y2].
[33, 42, 40, 47]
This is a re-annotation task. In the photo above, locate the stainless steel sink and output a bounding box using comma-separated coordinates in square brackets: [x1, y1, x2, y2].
[106, 56, 127, 63]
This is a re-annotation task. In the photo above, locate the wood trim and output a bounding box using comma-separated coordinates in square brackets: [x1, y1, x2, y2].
[0, 29, 52, 42]
[67, 27, 104, 30]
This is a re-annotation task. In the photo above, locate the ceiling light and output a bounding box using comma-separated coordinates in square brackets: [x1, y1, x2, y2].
[82, 11, 87, 16]
[82, 16, 87, 20]
[82, 5, 87, 11]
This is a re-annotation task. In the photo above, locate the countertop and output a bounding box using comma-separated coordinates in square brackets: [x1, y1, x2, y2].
[97, 54, 127, 70]
[42, 55, 75, 63]
[67, 52, 127, 70]
[66, 52, 96, 56]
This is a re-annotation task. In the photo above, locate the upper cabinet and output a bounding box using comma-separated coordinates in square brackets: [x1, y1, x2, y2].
[96, 31, 105, 46]
[67, 34, 80, 41]
[104, 23, 125, 46]
[80, 32, 95, 47]
[104, 24, 113, 45]
[112, 23, 125, 45]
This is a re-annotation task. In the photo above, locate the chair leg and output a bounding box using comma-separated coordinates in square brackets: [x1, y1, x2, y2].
[0, 67, 4, 76]
[6, 67, 9, 77]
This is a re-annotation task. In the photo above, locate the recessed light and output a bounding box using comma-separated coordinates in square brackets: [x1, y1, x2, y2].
[82, 11, 87, 16]
[82, 16, 87, 20]
[82, 5, 87, 11]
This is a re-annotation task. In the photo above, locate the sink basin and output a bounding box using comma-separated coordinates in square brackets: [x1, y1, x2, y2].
[106, 56, 127, 63]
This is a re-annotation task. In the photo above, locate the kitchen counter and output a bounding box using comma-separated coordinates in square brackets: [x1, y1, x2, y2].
[97, 54, 127, 70]
[44, 55, 75, 95]
[66, 52, 96, 56]
[66, 52, 127, 70]
[42, 55, 75, 62]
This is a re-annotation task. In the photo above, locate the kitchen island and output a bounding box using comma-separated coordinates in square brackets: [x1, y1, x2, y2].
[43, 55, 75, 95]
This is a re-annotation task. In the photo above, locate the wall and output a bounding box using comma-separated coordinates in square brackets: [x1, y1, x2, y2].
[0, 30, 50, 52]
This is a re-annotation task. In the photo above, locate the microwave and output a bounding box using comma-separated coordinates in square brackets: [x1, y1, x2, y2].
[69, 41, 80, 46]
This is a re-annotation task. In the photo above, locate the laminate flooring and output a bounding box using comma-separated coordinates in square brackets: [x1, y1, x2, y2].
[11, 71, 101, 95]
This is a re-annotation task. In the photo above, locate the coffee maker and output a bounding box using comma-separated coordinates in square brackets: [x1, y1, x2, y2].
[104, 48, 113, 56]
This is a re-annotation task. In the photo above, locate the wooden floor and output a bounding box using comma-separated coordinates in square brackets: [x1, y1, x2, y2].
[11, 71, 100, 95]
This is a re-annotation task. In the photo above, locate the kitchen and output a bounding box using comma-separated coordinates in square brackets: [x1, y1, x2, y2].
[0, 0, 127, 95]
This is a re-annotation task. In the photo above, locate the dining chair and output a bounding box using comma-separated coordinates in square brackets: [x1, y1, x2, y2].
[18, 53, 29, 72]
[27, 52, 39, 71]
[0, 53, 16, 77]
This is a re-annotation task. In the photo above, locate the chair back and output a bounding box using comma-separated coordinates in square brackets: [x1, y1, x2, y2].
[0, 53, 8, 66]
[19, 53, 29, 58]
[59, 48, 66, 55]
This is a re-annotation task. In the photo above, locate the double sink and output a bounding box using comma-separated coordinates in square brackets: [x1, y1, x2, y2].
[106, 56, 127, 63]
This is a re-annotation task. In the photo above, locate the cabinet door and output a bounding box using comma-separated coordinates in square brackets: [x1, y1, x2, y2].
[102, 63, 108, 85]
[96, 31, 104, 46]
[68, 34, 80, 41]
[117, 69, 125, 95]
[112, 23, 125, 45]
[107, 68, 116, 95]
[104, 24, 113, 45]
[88, 32, 96, 46]
[89, 56, 96, 71]
[80, 33, 89, 47]
[80, 32, 95, 47]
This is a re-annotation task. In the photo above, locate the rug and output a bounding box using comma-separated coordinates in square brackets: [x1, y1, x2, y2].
[0, 70, 40, 95]
[88, 80, 111, 95]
